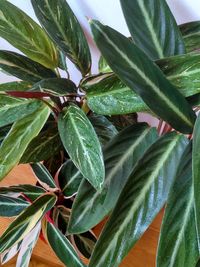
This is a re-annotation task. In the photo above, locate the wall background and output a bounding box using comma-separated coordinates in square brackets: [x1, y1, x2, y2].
[0, 0, 200, 124]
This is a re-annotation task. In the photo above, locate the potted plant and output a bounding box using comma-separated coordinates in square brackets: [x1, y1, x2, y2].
[0, 0, 200, 266]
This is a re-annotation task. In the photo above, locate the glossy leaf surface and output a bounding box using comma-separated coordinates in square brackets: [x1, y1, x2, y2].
[180, 21, 200, 52]
[90, 21, 196, 133]
[0, 81, 32, 92]
[31, 0, 91, 75]
[0, 103, 50, 181]
[157, 143, 199, 267]
[0, 195, 29, 217]
[68, 124, 158, 234]
[120, 0, 185, 59]
[0, 0, 58, 68]
[89, 133, 188, 267]
[58, 104, 104, 190]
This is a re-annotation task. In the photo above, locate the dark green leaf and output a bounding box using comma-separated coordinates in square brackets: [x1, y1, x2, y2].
[58, 104, 104, 190]
[31, 163, 58, 191]
[180, 21, 200, 52]
[0, 195, 29, 217]
[0, 0, 58, 69]
[120, 0, 185, 59]
[0, 193, 56, 253]
[0, 103, 50, 181]
[157, 142, 199, 267]
[0, 81, 32, 92]
[187, 93, 200, 107]
[0, 96, 44, 127]
[1, 241, 22, 265]
[58, 160, 83, 198]
[68, 123, 158, 234]
[45, 222, 86, 267]
[0, 51, 57, 83]
[90, 20, 196, 133]
[31, 0, 91, 75]
[30, 78, 77, 97]
[89, 133, 188, 267]
[0, 125, 11, 146]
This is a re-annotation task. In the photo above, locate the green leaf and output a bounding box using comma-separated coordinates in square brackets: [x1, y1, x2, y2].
[0, 103, 50, 181]
[0, 125, 10, 146]
[31, 163, 58, 192]
[89, 115, 118, 146]
[90, 20, 196, 133]
[0, 185, 46, 202]
[0, 195, 29, 217]
[0, 51, 57, 83]
[58, 104, 104, 190]
[0, 96, 44, 128]
[68, 123, 158, 234]
[20, 125, 62, 164]
[16, 222, 41, 267]
[0, 0, 58, 69]
[30, 78, 77, 97]
[58, 160, 83, 198]
[180, 21, 200, 53]
[45, 222, 86, 267]
[89, 132, 188, 267]
[0, 81, 32, 93]
[157, 142, 199, 267]
[31, 0, 91, 75]
[98, 56, 112, 73]
[0, 193, 56, 253]
[193, 114, 200, 248]
[1, 241, 22, 265]
[120, 0, 185, 60]
[187, 93, 200, 107]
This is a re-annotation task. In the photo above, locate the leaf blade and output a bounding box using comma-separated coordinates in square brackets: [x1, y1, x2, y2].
[0, 195, 29, 217]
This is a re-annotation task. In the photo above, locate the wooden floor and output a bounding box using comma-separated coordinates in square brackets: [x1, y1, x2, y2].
[0, 165, 163, 267]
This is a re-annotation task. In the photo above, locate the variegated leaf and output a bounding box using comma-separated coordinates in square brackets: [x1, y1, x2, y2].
[0, 195, 29, 217]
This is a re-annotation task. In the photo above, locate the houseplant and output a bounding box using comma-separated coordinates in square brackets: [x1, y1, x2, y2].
[0, 0, 200, 266]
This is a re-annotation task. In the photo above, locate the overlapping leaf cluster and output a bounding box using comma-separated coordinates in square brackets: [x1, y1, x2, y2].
[0, 0, 200, 266]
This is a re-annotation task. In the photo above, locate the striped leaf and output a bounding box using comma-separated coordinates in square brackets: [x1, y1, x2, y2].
[31, 0, 91, 75]
[20, 126, 62, 164]
[31, 163, 58, 191]
[98, 56, 112, 73]
[0, 103, 50, 181]
[193, 114, 200, 247]
[157, 142, 199, 267]
[0, 193, 56, 253]
[0, 51, 57, 83]
[0, 0, 58, 69]
[68, 123, 158, 234]
[1, 241, 22, 265]
[0, 185, 46, 202]
[45, 222, 86, 267]
[90, 20, 196, 133]
[16, 222, 41, 267]
[58, 104, 104, 190]
[120, 0, 185, 60]
[180, 21, 200, 53]
[89, 133, 188, 267]
[0, 195, 29, 217]
[0, 125, 10, 146]
[58, 160, 83, 198]
[0, 81, 32, 93]
[0, 96, 43, 128]
[30, 78, 77, 97]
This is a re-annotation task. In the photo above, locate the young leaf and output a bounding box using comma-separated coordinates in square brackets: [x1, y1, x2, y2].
[31, 163, 58, 192]
[0, 81, 32, 93]
[58, 160, 83, 198]
[193, 114, 200, 247]
[31, 0, 91, 75]
[58, 104, 105, 190]
[120, 0, 185, 59]
[89, 133, 188, 267]
[45, 222, 86, 267]
[0, 103, 50, 181]
[0, 0, 58, 69]
[0, 51, 57, 83]
[157, 142, 199, 267]
[0, 96, 44, 128]
[98, 56, 112, 73]
[90, 20, 196, 133]
[180, 21, 200, 53]
[68, 123, 158, 234]
[30, 78, 77, 97]
[16, 222, 41, 267]
[0, 193, 56, 253]
[0, 195, 29, 217]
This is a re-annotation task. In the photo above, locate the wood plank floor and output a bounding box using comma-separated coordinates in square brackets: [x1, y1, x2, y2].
[0, 165, 163, 267]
